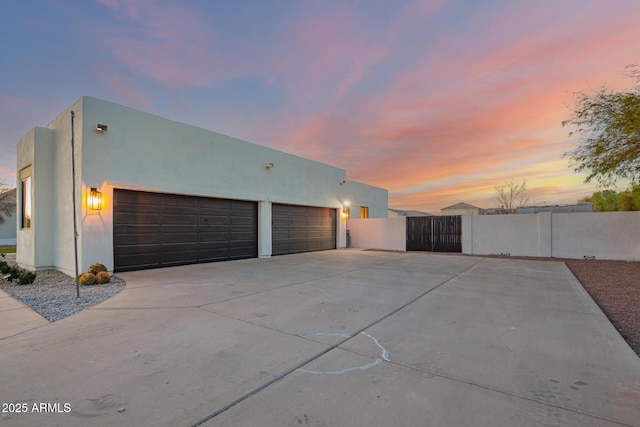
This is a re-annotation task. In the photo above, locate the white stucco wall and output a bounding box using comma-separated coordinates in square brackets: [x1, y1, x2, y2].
[17, 96, 388, 273]
[462, 212, 640, 261]
[17, 127, 59, 270]
[347, 218, 406, 252]
[551, 212, 640, 260]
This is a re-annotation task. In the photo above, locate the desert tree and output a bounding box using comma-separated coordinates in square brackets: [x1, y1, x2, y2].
[495, 178, 530, 214]
[563, 65, 640, 187]
[0, 179, 16, 225]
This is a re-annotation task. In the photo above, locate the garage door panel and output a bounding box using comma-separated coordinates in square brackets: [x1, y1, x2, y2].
[230, 216, 256, 226]
[200, 215, 229, 226]
[114, 233, 160, 246]
[230, 231, 256, 241]
[114, 244, 161, 256]
[161, 214, 198, 226]
[162, 233, 198, 244]
[115, 254, 160, 270]
[200, 232, 230, 242]
[115, 212, 160, 226]
[199, 250, 232, 261]
[199, 198, 231, 209]
[115, 190, 161, 206]
[160, 251, 198, 263]
[162, 195, 197, 207]
[272, 204, 336, 256]
[114, 189, 257, 271]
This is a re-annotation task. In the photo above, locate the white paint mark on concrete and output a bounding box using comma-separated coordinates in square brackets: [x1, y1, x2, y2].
[297, 331, 390, 375]
[298, 358, 382, 375]
[361, 332, 390, 361]
[303, 332, 351, 339]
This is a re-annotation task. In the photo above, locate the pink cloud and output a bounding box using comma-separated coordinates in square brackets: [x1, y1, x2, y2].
[97, 71, 155, 113]
[95, 0, 245, 87]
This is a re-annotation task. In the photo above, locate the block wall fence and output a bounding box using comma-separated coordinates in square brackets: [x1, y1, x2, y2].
[347, 212, 640, 261]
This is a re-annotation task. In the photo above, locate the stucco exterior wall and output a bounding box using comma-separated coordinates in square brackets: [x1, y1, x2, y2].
[16, 126, 59, 270]
[462, 212, 640, 261]
[17, 96, 388, 273]
[347, 218, 406, 252]
[551, 212, 640, 260]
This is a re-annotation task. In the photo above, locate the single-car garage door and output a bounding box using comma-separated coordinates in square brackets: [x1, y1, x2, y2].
[272, 204, 336, 256]
[113, 189, 258, 272]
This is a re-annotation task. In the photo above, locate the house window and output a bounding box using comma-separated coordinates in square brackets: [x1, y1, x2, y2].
[20, 166, 32, 229]
[360, 206, 369, 219]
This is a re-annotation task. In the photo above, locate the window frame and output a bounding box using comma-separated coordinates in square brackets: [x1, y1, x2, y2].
[20, 166, 32, 229]
[360, 206, 369, 219]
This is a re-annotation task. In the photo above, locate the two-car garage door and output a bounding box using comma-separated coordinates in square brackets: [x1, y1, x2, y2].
[113, 189, 258, 272]
[272, 203, 336, 256]
[113, 190, 337, 271]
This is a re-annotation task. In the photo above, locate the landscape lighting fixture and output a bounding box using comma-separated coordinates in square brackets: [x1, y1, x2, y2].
[88, 188, 103, 211]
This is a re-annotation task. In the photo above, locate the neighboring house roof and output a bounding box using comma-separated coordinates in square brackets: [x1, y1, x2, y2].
[441, 202, 481, 211]
[484, 207, 510, 215]
[388, 209, 433, 217]
[516, 203, 594, 214]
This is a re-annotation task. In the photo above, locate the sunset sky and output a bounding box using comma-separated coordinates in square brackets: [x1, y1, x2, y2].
[1, 0, 638, 214]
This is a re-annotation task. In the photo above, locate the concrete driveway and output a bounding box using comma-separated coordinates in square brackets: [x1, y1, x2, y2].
[0, 250, 638, 427]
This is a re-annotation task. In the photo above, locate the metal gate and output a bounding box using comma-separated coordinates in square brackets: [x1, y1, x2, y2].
[406, 216, 462, 252]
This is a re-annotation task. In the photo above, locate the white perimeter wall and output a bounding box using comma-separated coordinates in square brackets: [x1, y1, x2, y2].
[347, 218, 406, 252]
[463, 212, 640, 261]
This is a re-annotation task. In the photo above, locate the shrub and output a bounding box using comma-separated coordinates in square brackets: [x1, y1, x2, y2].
[79, 273, 96, 286]
[0, 261, 10, 274]
[88, 263, 108, 275]
[9, 266, 21, 278]
[18, 271, 36, 285]
[95, 271, 111, 284]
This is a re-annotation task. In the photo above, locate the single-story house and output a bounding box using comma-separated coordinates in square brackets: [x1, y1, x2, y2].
[516, 203, 593, 214]
[388, 208, 433, 217]
[0, 188, 17, 246]
[440, 202, 485, 216]
[16, 96, 388, 274]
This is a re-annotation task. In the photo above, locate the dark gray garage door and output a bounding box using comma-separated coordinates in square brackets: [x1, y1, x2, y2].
[272, 204, 336, 256]
[113, 189, 258, 272]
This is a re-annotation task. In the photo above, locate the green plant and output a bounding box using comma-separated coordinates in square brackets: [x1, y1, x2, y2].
[0, 260, 10, 274]
[79, 273, 96, 286]
[95, 271, 111, 284]
[9, 266, 21, 278]
[18, 271, 36, 285]
[88, 263, 108, 275]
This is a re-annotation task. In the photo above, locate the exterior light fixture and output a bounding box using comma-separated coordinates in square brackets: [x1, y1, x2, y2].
[342, 201, 351, 220]
[265, 162, 274, 169]
[88, 188, 103, 210]
[96, 124, 108, 132]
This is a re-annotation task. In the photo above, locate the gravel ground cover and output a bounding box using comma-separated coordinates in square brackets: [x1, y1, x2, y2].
[0, 269, 125, 322]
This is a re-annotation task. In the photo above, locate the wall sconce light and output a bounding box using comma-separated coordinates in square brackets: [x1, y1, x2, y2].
[342, 201, 350, 220]
[88, 187, 103, 210]
[96, 124, 108, 132]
